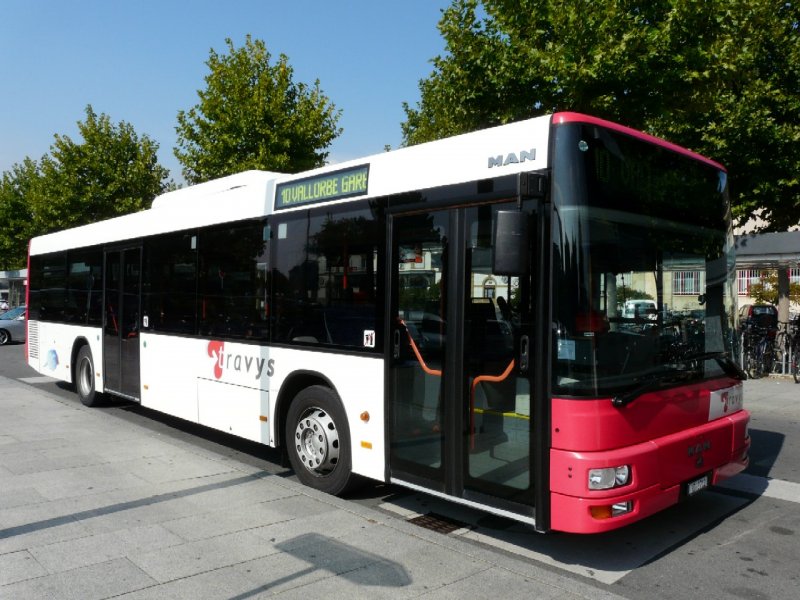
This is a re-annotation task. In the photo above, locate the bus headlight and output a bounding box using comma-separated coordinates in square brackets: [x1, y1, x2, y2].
[588, 465, 630, 490]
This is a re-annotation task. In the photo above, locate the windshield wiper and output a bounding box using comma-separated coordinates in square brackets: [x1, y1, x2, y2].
[611, 352, 746, 408]
[682, 351, 747, 381]
[611, 370, 698, 408]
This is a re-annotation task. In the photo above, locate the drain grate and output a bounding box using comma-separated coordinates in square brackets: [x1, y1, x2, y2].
[408, 512, 469, 534]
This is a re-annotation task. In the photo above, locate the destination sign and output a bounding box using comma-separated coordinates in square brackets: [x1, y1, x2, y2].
[275, 164, 369, 209]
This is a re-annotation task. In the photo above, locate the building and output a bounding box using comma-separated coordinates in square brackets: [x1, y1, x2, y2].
[735, 231, 800, 322]
[0, 269, 26, 308]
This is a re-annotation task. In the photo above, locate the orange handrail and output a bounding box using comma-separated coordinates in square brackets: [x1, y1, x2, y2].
[399, 319, 442, 376]
[398, 318, 516, 450]
[470, 359, 515, 450]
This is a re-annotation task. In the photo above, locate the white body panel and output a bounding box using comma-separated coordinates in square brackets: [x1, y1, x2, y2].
[27, 321, 102, 386]
[139, 333, 386, 481]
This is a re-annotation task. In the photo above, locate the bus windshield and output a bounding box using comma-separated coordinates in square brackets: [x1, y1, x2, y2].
[551, 122, 738, 398]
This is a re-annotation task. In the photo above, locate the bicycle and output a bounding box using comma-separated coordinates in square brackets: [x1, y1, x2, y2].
[789, 318, 800, 384]
[742, 325, 774, 379]
[774, 321, 792, 376]
[774, 318, 800, 383]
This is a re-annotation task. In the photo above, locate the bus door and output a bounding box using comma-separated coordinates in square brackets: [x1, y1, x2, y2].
[103, 247, 142, 400]
[388, 200, 539, 521]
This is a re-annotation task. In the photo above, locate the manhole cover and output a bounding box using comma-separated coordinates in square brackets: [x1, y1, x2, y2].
[408, 512, 469, 534]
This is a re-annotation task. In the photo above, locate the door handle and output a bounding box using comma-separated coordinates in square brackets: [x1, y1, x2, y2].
[519, 334, 530, 372]
[393, 329, 401, 359]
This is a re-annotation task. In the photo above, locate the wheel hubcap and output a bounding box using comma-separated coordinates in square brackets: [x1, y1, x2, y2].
[294, 407, 339, 476]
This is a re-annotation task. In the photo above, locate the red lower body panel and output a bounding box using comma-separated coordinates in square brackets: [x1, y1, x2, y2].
[549, 409, 750, 533]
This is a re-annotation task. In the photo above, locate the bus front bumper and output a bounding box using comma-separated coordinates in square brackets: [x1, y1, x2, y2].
[549, 409, 751, 534]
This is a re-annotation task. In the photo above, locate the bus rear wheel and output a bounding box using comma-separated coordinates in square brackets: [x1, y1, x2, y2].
[76, 346, 102, 407]
[285, 385, 355, 496]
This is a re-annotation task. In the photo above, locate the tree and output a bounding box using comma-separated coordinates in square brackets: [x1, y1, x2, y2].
[0, 106, 169, 269]
[402, 0, 800, 231]
[33, 106, 169, 232]
[0, 159, 39, 270]
[175, 35, 342, 184]
[748, 271, 800, 306]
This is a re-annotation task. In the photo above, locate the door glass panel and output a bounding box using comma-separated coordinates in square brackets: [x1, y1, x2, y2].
[390, 212, 448, 476]
[121, 248, 141, 397]
[389, 203, 535, 508]
[103, 248, 142, 398]
[104, 251, 121, 390]
[464, 204, 531, 499]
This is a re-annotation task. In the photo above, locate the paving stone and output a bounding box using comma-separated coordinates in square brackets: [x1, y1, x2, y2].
[0, 550, 48, 586]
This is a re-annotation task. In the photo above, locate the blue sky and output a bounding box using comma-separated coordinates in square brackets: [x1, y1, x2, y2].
[0, 1, 451, 183]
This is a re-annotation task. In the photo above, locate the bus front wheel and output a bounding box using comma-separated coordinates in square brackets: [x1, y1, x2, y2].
[76, 346, 102, 407]
[285, 385, 355, 496]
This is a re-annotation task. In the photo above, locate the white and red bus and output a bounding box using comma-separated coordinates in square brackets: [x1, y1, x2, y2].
[26, 112, 750, 533]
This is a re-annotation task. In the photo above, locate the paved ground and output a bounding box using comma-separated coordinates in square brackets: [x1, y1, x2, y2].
[0, 374, 628, 600]
[0, 373, 794, 599]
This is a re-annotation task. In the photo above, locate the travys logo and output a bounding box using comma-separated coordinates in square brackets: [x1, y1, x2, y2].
[207, 341, 275, 380]
[708, 385, 743, 421]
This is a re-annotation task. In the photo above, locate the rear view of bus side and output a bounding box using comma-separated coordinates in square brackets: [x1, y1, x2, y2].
[26, 112, 750, 533]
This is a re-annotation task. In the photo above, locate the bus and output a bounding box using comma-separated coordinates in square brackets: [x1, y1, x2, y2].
[25, 112, 750, 534]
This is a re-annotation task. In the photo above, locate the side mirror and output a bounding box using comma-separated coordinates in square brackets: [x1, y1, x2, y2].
[493, 210, 530, 275]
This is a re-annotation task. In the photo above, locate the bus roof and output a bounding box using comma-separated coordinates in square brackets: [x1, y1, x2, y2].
[552, 112, 726, 172]
[29, 112, 724, 255]
[30, 114, 552, 255]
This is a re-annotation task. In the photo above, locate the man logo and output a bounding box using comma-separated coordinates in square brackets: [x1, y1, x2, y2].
[688, 440, 712, 468]
[488, 149, 536, 168]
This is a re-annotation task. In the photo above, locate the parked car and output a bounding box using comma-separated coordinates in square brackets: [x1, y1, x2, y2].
[738, 303, 778, 330]
[0, 305, 26, 345]
[622, 299, 658, 320]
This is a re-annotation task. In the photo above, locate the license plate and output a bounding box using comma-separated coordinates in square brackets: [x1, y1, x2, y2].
[686, 475, 709, 496]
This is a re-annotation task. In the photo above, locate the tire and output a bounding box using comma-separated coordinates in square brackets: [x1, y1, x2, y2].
[285, 385, 355, 496]
[75, 345, 102, 407]
[755, 344, 767, 378]
[745, 351, 758, 379]
[0, 329, 9, 346]
[766, 344, 776, 375]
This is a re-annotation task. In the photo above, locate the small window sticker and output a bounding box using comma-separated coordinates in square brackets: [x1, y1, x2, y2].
[557, 339, 576, 360]
[363, 330, 376, 348]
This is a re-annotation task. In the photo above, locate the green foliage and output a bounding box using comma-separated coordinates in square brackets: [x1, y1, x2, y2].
[619, 288, 654, 303]
[0, 106, 169, 269]
[175, 35, 342, 184]
[403, 0, 800, 231]
[748, 271, 800, 305]
[0, 159, 38, 270]
[399, 280, 442, 313]
[36, 106, 168, 231]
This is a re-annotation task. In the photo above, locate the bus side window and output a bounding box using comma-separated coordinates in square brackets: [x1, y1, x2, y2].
[196, 221, 268, 341]
[143, 231, 198, 335]
[271, 204, 383, 350]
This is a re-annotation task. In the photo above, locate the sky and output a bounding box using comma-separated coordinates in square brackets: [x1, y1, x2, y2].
[0, 1, 451, 184]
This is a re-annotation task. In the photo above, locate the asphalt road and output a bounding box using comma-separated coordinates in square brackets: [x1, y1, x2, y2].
[2, 340, 799, 599]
